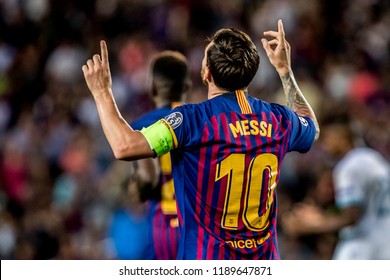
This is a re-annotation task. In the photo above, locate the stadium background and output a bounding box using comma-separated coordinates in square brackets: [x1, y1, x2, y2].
[0, 0, 388, 259]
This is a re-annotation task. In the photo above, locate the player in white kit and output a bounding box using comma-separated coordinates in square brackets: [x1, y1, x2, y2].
[281, 118, 390, 259]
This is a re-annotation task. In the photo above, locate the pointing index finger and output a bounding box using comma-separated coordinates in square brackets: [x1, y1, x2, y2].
[278, 19, 285, 40]
[100, 40, 109, 65]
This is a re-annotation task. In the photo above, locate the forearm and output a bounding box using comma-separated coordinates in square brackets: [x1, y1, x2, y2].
[307, 207, 360, 235]
[280, 70, 320, 140]
[320, 206, 361, 233]
[93, 90, 154, 160]
[309, 213, 355, 234]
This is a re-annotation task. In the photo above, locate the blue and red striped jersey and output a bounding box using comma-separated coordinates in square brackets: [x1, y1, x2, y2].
[131, 104, 180, 260]
[164, 90, 316, 259]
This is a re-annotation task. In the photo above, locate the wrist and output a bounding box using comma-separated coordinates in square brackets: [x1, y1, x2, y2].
[277, 66, 291, 77]
[92, 88, 113, 100]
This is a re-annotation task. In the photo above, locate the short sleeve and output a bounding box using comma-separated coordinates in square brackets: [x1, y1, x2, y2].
[163, 105, 204, 149]
[287, 111, 316, 153]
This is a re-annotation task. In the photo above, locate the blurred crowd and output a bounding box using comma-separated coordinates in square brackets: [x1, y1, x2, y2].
[0, 0, 389, 260]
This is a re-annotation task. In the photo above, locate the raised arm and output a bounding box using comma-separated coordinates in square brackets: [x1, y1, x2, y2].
[82, 40, 155, 160]
[261, 20, 320, 141]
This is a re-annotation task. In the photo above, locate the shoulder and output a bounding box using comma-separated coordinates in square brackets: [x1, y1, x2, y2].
[343, 147, 386, 163]
[336, 147, 388, 174]
[257, 101, 311, 129]
[267, 102, 294, 117]
[132, 106, 172, 129]
[171, 100, 214, 117]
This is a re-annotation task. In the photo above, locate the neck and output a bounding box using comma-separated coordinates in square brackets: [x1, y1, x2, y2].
[207, 83, 229, 99]
[153, 93, 174, 108]
[155, 97, 183, 109]
[155, 99, 170, 108]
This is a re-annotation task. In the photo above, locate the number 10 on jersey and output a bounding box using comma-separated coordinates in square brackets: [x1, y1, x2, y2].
[215, 153, 278, 231]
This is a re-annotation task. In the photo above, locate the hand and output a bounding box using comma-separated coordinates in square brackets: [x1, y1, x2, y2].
[281, 202, 326, 237]
[82, 40, 112, 97]
[261, 19, 291, 76]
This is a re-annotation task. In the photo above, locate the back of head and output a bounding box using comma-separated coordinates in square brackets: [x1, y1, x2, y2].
[206, 28, 260, 91]
[151, 50, 191, 102]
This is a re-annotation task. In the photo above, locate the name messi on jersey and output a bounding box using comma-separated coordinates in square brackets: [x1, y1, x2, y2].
[229, 120, 272, 138]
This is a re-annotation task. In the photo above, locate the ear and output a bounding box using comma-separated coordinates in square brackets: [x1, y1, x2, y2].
[203, 67, 212, 82]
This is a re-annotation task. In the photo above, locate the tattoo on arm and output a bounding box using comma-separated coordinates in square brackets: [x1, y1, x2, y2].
[281, 71, 320, 140]
[282, 73, 306, 112]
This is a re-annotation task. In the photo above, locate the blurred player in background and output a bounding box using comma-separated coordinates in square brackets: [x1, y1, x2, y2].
[282, 117, 390, 259]
[130, 50, 191, 259]
[82, 20, 320, 259]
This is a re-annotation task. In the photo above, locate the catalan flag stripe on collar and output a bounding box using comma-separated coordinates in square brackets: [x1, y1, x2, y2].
[235, 90, 252, 114]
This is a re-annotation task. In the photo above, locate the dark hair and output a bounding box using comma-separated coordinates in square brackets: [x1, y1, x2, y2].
[151, 50, 190, 101]
[206, 28, 260, 91]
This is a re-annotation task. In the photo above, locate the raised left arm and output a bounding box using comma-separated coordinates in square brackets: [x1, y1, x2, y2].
[262, 20, 320, 141]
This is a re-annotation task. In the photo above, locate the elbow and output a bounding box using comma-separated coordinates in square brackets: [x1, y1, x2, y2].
[113, 151, 128, 161]
[311, 117, 320, 142]
[314, 126, 320, 142]
[109, 131, 154, 160]
[111, 141, 152, 161]
[112, 142, 133, 160]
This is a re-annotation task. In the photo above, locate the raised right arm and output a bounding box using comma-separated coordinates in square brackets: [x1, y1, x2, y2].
[82, 40, 155, 160]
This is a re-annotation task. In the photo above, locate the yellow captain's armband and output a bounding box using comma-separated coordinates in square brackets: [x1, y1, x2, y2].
[140, 119, 177, 157]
